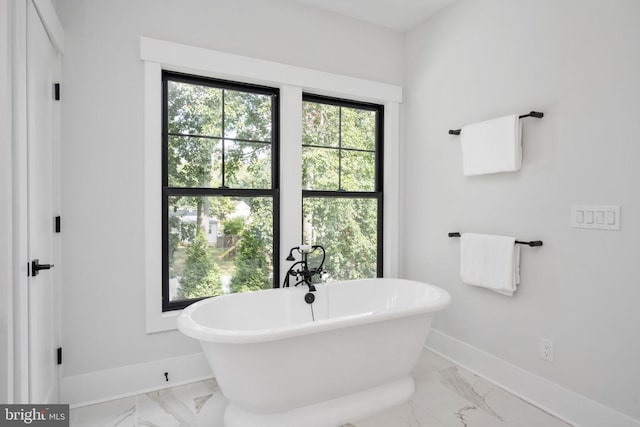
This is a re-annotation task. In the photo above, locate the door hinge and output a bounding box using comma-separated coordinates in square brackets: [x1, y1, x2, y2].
[55, 216, 61, 233]
[54, 83, 60, 101]
[57, 347, 62, 365]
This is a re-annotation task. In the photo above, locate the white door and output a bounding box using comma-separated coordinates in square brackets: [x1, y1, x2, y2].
[26, 0, 60, 404]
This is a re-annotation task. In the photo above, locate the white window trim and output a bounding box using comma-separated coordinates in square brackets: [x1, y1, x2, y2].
[141, 37, 402, 333]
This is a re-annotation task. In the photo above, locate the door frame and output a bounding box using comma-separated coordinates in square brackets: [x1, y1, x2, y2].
[0, 0, 14, 405]
[5, 0, 64, 404]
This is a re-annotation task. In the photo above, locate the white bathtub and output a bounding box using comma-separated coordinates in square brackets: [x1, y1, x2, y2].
[177, 278, 450, 427]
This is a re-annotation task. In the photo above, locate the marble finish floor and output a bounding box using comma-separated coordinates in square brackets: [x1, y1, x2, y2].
[70, 349, 571, 427]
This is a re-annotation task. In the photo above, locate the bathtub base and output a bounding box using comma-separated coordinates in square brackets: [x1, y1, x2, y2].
[224, 376, 415, 427]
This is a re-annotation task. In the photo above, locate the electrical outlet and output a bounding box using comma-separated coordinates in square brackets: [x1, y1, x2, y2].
[540, 338, 554, 362]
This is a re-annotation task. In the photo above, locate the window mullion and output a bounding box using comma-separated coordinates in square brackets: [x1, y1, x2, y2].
[338, 106, 342, 191]
[221, 89, 226, 189]
[279, 85, 303, 284]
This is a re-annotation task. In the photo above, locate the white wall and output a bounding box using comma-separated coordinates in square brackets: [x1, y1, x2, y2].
[56, 0, 403, 378]
[403, 0, 640, 421]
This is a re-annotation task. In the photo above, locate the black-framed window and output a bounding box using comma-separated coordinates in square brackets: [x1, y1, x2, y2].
[301, 94, 383, 280]
[162, 71, 279, 311]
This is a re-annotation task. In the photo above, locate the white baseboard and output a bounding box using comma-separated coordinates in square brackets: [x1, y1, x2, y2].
[62, 352, 213, 408]
[425, 329, 640, 427]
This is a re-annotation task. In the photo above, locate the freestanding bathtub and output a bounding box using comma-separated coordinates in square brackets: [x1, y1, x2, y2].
[178, 278, 450, 427]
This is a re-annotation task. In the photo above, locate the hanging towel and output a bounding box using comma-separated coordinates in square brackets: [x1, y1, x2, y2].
[460, 114, 522, 176]
[459, 233, 521, 296]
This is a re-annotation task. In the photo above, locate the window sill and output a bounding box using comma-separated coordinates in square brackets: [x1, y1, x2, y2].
[146, 305, 181, 334]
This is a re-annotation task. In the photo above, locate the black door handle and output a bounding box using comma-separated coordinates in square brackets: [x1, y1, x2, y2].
[31, 259, 54, 276]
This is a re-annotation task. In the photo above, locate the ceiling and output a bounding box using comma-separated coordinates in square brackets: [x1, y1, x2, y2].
[294, 0, 457, 32]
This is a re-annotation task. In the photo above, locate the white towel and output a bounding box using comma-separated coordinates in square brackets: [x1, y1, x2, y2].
[460, 114, 522, 176]
[460, 233, 520, 296]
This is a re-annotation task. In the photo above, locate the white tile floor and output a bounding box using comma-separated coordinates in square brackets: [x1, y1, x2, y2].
[70, 349, 571, 426]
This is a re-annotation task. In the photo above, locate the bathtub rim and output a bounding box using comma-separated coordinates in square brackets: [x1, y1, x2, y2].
[177, 278, 450, 344]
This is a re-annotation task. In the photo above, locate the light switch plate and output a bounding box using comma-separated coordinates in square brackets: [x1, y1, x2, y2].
[572, 205, 620, 230]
